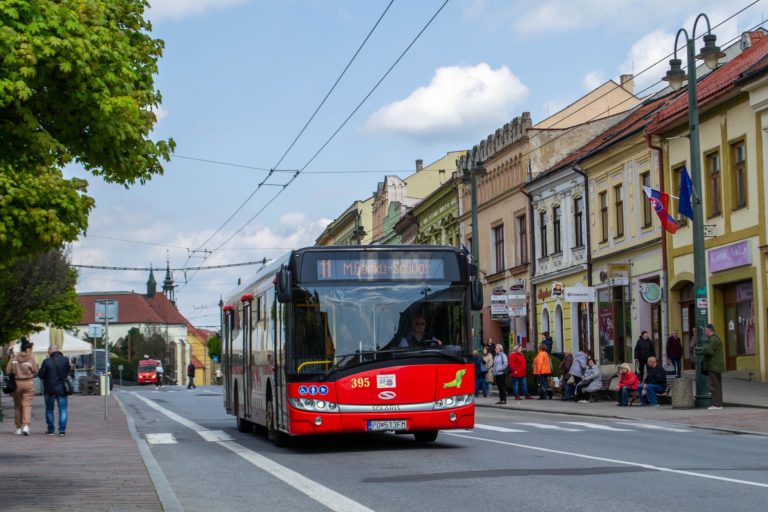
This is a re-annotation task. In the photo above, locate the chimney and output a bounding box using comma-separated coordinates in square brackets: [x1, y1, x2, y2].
[415, 159, 423, 172]
[620, 74, 634, 94]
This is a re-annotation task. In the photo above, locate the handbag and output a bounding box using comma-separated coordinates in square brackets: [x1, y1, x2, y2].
[2, 372, 16, 394]
[52, 356, 74, 396]
[566, 375, 575, 385]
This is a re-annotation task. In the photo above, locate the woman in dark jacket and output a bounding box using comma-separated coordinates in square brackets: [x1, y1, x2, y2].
[633, 331, 655, 382]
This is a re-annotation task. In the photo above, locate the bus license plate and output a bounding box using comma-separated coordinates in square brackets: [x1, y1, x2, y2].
[367, 420, 407, 431]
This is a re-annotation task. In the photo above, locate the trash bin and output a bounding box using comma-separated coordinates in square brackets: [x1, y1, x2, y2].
[671, 377, 694, 409]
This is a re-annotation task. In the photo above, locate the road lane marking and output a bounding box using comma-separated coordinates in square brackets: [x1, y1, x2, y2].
[132, 393, 375, 512]
[447, 433, 768, 489]
[517, 422, 582, 432]
[473, 423, 526, 433]
[614, 422, 692, 432]
[198, 430, 234, 442]
[145, 433, 177, 444]
[561, 422, 633, 431]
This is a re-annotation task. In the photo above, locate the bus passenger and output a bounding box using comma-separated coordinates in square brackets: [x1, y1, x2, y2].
[399, 313, 442, 348]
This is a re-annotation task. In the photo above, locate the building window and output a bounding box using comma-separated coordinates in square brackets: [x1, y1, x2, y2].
[492, 225, 505, 273]
[599, 191, 608, 243]
[516, 214, 528, 265]
[573, 196, 584, 247]
[705, 152, 721, 217]
[553, 205, 562, 253]
[539, 211, 548, 258]
[732, 141, 747, 209]
[614, 184, 624, 238]
[640, 172, 652, 228]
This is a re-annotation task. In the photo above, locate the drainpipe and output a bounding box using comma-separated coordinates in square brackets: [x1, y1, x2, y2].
[572, 163, 593, 356]
[521, 185, 535, 350]
[646, 133, 669, 359]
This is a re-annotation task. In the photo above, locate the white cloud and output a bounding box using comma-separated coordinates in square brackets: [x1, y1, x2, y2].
[619, 29, 675, 94]
[365, 63, 529, 137]
[583, 71, 605, 91]
[147, 0, 248, 22]
[152, 105, 168, 122]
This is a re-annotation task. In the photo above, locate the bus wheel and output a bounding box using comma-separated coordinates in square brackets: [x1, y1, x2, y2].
[266, 400, 288, 447]
[414, 430, 438, 443]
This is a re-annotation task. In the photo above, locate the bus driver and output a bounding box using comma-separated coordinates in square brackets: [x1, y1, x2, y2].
[399, 313, 443, 348]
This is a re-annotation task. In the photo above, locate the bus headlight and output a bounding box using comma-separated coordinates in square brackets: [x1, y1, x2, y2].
[290, 398, 339, 413]
[433, 394, 474, 410]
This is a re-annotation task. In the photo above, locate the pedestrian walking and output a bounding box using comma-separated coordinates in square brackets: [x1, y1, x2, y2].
[634, 330, 655, 382]
[533, 343, 552, 400]
[491, 344, 509, 404]
[508, 345, 532, 400]
[541, 332, 553, 354]
[38, 345, 72, 436]
[215, 368, 223, 384]
[482, 346, 494, 394]
[5, 337, 39, 435]
[698, 323, 725, 410]
[666, 330, 683, 378]
[473, 350, 488, 398]
[187, 362, 197, 389]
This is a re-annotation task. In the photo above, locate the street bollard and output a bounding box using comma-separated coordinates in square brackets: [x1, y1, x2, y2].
[671, 377, 694, 409]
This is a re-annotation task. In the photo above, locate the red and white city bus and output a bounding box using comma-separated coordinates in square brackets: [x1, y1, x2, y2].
[221, 245, 483, 446]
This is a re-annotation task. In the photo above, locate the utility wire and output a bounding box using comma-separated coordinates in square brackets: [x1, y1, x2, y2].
[189, 0, 395, 257]
[209, 0, 451, 256]
[73, 260, 271, 272]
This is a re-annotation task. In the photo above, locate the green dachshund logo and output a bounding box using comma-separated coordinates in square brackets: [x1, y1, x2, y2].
[443, 369, 466, 389]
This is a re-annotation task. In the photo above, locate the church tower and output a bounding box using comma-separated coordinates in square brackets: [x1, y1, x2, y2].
[146, 266, 157, 297]
[162, 260, 176, 305]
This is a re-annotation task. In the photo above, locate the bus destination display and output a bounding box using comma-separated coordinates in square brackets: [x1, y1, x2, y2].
[317, 258, 445, 281]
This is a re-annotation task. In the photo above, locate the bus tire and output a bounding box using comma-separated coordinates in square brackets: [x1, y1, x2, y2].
[414, 430, 438, 443]
[266, 400, 288, 447]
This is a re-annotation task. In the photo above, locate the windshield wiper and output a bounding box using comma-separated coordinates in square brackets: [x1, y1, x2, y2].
[398, 349, 466, 363]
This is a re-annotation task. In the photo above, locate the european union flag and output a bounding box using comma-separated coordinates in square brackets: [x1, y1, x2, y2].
[679, 165, 694, 221]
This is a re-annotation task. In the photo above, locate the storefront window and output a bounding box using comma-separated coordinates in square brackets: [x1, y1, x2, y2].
[598, 286, 631, 364]
[725, 281, 755, 357]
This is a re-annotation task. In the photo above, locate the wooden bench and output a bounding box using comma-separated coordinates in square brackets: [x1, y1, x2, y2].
[586, 375, 616, 402]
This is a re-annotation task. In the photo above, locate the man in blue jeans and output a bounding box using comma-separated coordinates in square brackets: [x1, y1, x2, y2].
[636, 357, 667, 407]
[38, 345, 71, 436]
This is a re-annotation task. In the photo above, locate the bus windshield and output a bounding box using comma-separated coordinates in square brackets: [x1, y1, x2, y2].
[291, 282, 468, 376]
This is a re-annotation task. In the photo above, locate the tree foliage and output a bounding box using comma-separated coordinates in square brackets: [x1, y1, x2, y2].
[207, 334, 221, 360]
[0, 248, 83, 344]
[0, 0, 174, 262]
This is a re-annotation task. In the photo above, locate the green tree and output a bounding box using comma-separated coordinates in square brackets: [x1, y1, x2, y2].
[208, 334, 221, 360]
[0, 0, 174, 262]
[0, 248, 83, 344]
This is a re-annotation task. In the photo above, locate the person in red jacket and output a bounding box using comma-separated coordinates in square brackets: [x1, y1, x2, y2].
[617, 362, 640, 406]
[508, 345, 532, 400]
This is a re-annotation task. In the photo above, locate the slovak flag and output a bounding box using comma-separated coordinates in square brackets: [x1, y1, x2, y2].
[643, 186, 679, 234]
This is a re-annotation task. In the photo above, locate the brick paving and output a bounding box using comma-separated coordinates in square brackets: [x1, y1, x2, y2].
[0, 394, 162, 511]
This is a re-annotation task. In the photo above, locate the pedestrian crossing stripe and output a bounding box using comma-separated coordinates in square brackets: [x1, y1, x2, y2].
[473, 424, 526, 433]
[145, 433, 177, 444]
[615, 422, 692, 432]
[516, 422, 583, 432]
[561, 422, 633, 431]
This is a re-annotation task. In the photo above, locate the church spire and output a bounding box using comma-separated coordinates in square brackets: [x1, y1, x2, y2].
[163, 259, 176, 304]
[146, 266, 157, 297]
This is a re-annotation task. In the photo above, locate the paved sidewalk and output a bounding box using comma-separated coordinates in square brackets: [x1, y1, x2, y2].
[0, 393, 162, 511]
[477, 374, 768, 435]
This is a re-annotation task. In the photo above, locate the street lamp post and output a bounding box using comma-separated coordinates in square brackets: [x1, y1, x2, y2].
[663, 13, 725, 409]
[462, 152, 486, 348]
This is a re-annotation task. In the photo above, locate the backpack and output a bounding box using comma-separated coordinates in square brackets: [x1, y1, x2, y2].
[476, 358, 487, 375]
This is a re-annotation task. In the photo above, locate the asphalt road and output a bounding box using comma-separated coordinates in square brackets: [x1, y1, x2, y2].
[117, 386, 768, 512]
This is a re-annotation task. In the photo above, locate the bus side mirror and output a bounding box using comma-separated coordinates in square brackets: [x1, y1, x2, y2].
[471, 278, 483, 311]
[276, 266, 292, 303]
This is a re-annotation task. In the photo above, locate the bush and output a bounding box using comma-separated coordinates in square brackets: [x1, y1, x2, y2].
[110, 356, 137, 383]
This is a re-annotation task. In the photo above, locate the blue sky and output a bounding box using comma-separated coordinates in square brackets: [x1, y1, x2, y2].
[69, 0, 765, 328]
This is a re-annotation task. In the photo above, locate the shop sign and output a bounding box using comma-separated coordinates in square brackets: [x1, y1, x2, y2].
[639, 283, 662, 304]
[697, 298, 708, 308]
[491, 293, 509, 317]
[564, 286, 596, 303]
[509, 279, 526, 291]
[708, 240, 751, 272]
[537, 287, 552, 301]
[552, 282, 563, 297]
[508, 304, 527, 317]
